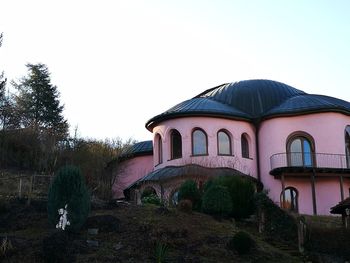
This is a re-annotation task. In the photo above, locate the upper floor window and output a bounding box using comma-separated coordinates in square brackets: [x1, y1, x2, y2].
[171, 129, 182, 159]
[241, 133, 250, 158]
[345, 126, 350, 168]
[218, 130, 232, 155]
[156, 134, 163, 164]
[287, 133, 314, 167]
[192, 128, 208, 155]
[280, 187, 298, 212]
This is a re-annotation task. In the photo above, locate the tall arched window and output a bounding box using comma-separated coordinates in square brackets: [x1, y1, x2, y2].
[171, 129, 182, 159]
[287, 134, 314, 167]
[192, 128, 208, 155]
[346, 126, 350, 168]
[218, 130, 232, 155]
[156, 134, 163, 164]
[241, 133, 250, 158]
[280, 187, 298, 212]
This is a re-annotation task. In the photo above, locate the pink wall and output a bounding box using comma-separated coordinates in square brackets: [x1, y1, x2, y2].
[259, 112, 350, 214]
[151, 117, 257, 178]
[112, 155, 153, 199]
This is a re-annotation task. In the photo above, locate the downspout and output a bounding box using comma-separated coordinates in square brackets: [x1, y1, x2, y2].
[254, 119, 262, 187]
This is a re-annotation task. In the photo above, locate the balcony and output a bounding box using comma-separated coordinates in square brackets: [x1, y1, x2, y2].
[270, 152, 350, 177]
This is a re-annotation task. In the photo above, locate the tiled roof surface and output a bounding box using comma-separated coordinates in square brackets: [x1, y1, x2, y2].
[146, 79, 350, 129]
[121, 140, 153, 158]
[330, 197, 350, 214]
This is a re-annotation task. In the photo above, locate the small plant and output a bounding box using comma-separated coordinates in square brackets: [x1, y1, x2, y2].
[228, 231, 255, 255]
[177, 199, 193, 213]
[47, 165, 90, 232]
[212, 176, 256, 219]
[202, 185, 232, 216]
[155, 241, 168, 263]
[142, 194, 161, 205]
[178, 180, 201, 210]
[0, 236, 13, 257]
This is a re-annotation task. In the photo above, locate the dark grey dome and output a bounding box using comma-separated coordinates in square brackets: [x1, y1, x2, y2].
[146, 79, 350, 130]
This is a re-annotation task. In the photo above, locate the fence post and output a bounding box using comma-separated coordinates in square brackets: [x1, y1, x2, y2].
[27, 174, 34, 206]
[18, 178, 22, 199]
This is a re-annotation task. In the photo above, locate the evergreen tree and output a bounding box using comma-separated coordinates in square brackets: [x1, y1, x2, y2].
[48, 165, 90, 232]
[11, 63, 68, 172]
[14, 63, 68, 138]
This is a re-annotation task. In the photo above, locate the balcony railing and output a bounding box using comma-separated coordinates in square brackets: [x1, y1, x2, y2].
[270, 152, 350, 172]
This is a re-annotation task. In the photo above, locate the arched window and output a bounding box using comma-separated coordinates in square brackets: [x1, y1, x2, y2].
[241, 133, 250, 158]
[192, 128, 208, 155]
[156, 134, 163, 164]
[280, 187, 298, 212]
[218, 130, 232, 155]
[287, 134, 314, 167]
[171, 129, 182, 159]
[345, 126, 350, 168]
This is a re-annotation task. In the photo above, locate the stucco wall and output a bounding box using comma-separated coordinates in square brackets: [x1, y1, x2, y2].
[259, 112, 350, 215]
[152, 117, 257, 178]
[112, 155, 153, 199]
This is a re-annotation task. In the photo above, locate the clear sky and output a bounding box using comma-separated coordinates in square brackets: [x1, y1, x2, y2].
[1, 0, 350, 141]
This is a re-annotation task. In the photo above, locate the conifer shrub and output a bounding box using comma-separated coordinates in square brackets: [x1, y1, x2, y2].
[177, 199, 193, 213]
[227, 231, 255, 255]
[202, 185, 232, 216]
[178, 180, 201, 210]
[47, 165, 90, 232]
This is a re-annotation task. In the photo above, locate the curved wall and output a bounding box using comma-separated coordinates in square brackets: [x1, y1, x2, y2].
[112, 155, 153, 199]
[152, 117, 258, 178]
[259, 112, 350, 214]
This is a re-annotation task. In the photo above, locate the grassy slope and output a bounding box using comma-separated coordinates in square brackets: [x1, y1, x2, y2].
[0, 201, 302, 263]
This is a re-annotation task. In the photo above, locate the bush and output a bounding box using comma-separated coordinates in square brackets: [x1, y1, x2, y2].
[212, 176, 255, 219]
[202, 185, 232, 216]
[228, 231, 255, 255]
[141, 187, 157, 198]
[142, 194, 161, 205]
[178, 180, 201, 210]
[47, 165, 90, 232]
[177, 199, 193, 213]
[254, 192, 297, 242]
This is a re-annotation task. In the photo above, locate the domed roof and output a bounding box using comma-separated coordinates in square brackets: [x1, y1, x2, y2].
[146, 79, 350, 130]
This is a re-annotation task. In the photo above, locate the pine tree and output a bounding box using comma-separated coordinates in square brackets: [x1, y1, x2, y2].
[14, 63, 68, 138]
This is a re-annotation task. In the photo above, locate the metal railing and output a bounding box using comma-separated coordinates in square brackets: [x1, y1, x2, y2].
[270, 152, 350, 171]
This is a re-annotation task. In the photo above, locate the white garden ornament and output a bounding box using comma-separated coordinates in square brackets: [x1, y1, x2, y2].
[56, 204, 70, 230]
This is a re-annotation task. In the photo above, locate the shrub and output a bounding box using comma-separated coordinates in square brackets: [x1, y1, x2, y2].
[47, 165, 90, 232]
[254, 192, 297, 242]
[228, 231, 255, 255]
[213, 176, 255, 219]
[202, 185, 232, 216]
[142, 194, 161, 205]
[142, 187, 157, 198]
[178, 180, 201, 210]
[177, 199, 193, 213]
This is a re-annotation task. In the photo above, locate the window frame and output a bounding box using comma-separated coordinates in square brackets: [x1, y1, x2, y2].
[170, 129, 182, 160]
[286, 132, 315, 167]
[241, 133, 250, 159]
[280, 187, 299, 213]
[191, 128, 208, 156]
[156, 134, 163, 165]
[217, 129, 232, 156]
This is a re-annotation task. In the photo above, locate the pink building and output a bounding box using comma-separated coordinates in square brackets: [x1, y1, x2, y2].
[114, 79, 350, 215]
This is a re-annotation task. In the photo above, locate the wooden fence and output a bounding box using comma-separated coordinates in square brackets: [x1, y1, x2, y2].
[0, 173, 52, 202]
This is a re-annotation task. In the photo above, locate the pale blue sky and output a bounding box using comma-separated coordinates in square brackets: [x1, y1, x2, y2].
[1, 0, 349, 141]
